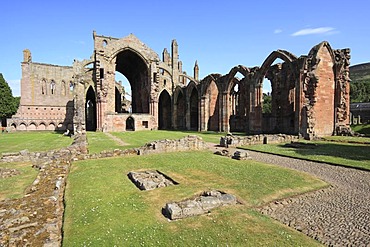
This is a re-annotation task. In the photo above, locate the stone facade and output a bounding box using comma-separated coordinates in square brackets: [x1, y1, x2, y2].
[7, 33, 351, 139]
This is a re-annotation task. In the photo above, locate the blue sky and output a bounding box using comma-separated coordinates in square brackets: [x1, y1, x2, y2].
[1, 0, 369, 96]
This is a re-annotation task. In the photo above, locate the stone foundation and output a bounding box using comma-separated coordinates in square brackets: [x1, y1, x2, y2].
[163, 190, 238, 220]
[128, 170, 178, 191]
[220, 134, 299, 147]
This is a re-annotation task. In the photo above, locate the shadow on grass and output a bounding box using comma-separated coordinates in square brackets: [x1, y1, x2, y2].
[280, 142, 370, 162]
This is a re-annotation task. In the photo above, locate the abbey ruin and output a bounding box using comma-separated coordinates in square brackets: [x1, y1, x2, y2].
[7, 31, 351, 139]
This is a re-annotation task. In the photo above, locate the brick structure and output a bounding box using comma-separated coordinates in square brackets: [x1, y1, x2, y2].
[7, 32, 351, 139]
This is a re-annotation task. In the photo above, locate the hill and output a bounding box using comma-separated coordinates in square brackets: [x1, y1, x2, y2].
[350, 62, 370, 82]
[349, 62, 370, 103]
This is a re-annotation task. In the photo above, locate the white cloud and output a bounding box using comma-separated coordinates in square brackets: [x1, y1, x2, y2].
[291, 27, 336, 36]
[274, 29, 283, 34]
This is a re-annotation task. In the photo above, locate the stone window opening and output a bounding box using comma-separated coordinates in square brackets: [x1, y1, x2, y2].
[41, 79, 47, 95]
[230, 83, 239, 115]
[69, 81, 74, 92]
[103, 40, 108, 47]
[61, 80, 66, 96]
[50, 80, 56, 95]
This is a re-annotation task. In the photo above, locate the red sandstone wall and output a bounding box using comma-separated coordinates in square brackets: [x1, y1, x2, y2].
[314, 46, 335, 136]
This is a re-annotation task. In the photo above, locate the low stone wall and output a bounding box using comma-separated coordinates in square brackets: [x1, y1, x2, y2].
[220, 134, 299, 147]
[0, 133, 88, 247]
[0, 134, 207, 246]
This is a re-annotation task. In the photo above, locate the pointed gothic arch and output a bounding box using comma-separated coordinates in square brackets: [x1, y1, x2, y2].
[158, 89, 172, 130]
[86, 86, 97, 131]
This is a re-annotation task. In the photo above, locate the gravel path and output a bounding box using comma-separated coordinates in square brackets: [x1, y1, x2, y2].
[245, 149, 370, 246]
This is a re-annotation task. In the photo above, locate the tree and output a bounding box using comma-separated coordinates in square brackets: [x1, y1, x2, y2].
[262, 93, 272, 114]
[0, 73, 18, 126]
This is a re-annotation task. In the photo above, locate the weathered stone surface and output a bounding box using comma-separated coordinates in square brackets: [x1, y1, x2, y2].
[232, 150, 249, 160]
[7, 34, 350, 141]
[249, 150, 370, 246]
[128, 170, 177, 191]
[220, 134, 299, 147]
[163, 190, 238, 220]
[0, 168, 21, 178]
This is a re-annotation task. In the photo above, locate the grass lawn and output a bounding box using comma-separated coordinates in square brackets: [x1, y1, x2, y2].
[241, 141, 370, 171]
[88, 130, 226, 153]
[351, 124, 370, 136]
[111, 130, 226, 148]
[86, 132, 124, 154]
[322, 135, 370, 144]
[0, 131, 73, 155]
[63, 151, 326, 246]
[0, 162, 38, 200]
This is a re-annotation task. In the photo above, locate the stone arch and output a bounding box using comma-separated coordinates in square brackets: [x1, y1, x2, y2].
[86, 86, 97, 131]
[158, 89, 172, 130]
[114, 48, 150, 114]
[187, 82, 199, 130]
[173, 86, 186, 130]
[126, 116, 135, 131]
[19, 122, 27, 131]
[10, 123, 16, 131]
[225, 65, 249, 92]
[38, 122, 46, 130]
[202, 76, 220, 131]
[28, 122, 37, 131]
[251, 50, 298, 134]
[47, 122, 56, 131]
[259, 50, 297, 81]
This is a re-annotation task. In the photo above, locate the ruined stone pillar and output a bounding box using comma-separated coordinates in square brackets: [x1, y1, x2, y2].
[220, 92, 229, 132]
[200, 96, 208, 131]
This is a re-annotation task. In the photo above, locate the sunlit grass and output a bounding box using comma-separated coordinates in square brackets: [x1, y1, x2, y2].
[0, 131, 73, 155]
[0, 162, 38, 200]
[63, 151, 325, 246]
[87, 130, 226, 153]
[351, 124, 370, 136]
[242, 141, 370, 170]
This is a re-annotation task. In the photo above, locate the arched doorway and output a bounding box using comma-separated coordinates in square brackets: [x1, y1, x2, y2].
[86, 86, 97, 131]
[189, 87, 199, 130]
[256, 50, 298, 134]
[175, 90, 186, 130]
[115, 50, 149, 114]
[126, 116, 135, 131]
[158, 90, 172, 130]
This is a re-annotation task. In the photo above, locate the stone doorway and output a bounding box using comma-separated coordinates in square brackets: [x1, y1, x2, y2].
[158, 90, 172, 129]
[85, 86, 96, 131]
[126, 116, 135, 131]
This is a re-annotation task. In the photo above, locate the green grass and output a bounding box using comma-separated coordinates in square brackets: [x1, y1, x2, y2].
[0, 131, 73, 155]
[242, 141, 370, 170]
[63, 151, 326, 246]
[87, 130, 226, 153]
[0, 162, 38, 200]
[351, 124, 370, 136]
[322, 135, 370, 144]
[86, 132, 124, 154]
[111, 130, 225, 148]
